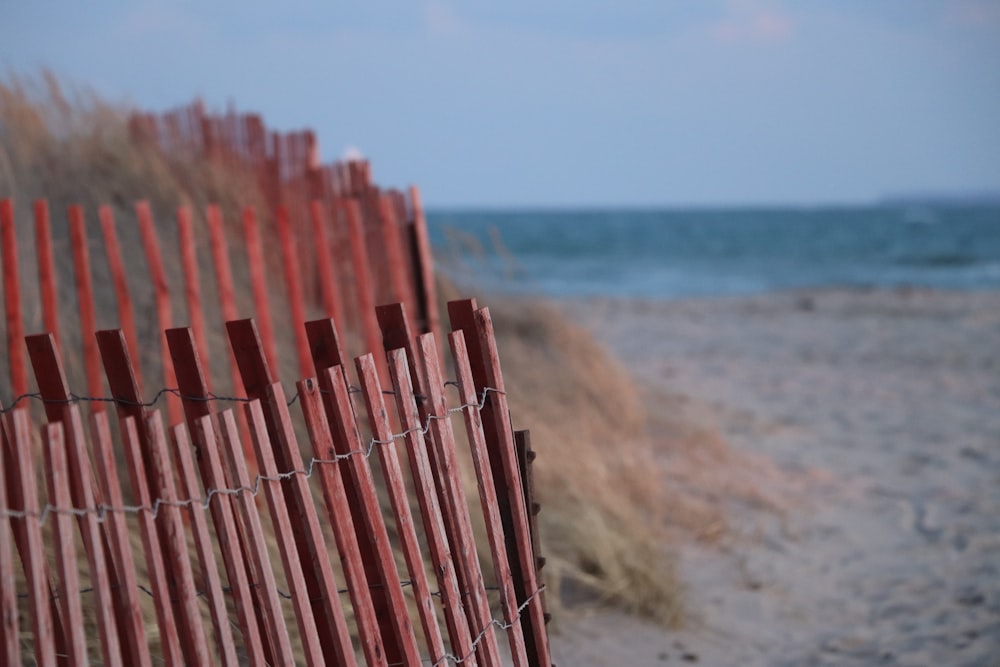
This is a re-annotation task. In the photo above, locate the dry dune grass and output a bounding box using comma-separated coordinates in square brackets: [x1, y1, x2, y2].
[0, 73, 772, 643]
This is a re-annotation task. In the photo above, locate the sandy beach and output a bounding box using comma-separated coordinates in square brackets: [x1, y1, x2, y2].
[550, 287, 1000, 666]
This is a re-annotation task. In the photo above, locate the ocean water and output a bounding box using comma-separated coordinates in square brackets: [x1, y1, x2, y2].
[426, 205, 1000, 299]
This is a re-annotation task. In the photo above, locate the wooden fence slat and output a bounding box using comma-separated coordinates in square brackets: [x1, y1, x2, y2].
[60, 404, 125, 666]
[227, 318, 360, 666]
[296, 377, 388, 667]
[415, 333, 504, 667]
[177, 207, 211, 388]
[308, 200, 345, 327]
[67, 205, 104, 407]
[189, 414, 270, 666]
[304, 317, 417, 664]
[0, 199, 27, 399]
[88, 411, 152, 667]
[135, 201, 181, 425]
[170, 421, 240, 666]
[9, 408, 57, 667]
[98, 205, 144, 390]
[275, 206, 313, 378]
[471, 307, 552, 666]
[408, 186, 440, 337]
[97, 329, 212, 665]
[386, 348, 477, 664]
[0, 401, 68, 664]
[355, 353, 448, 663]
[162, 325, 270, 660]
[41, 422, 89, 666]
[342, 197, 384, 369]
[320, 364, 424, 665]
[144, 411, 212, 665]
[448, 298, 546, 658]
[448, 331, 530, 667]
[216, 408, 296, 665]
[375, 192, 414, 319]
[205, 206, 256, 470]
[0, 419, 21, 667]
[24, 332, 127, 664]
[118, 415, 183, 664]
[241, 207, 279, 373]
[242, 399, 327, 667]
[34, 199, 61, 348]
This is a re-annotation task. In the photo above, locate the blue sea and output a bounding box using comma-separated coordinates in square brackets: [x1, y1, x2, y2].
[426, 205, 1000, 299]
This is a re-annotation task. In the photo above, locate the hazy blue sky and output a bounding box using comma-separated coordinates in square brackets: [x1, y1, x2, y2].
[3, 1, 999, 207]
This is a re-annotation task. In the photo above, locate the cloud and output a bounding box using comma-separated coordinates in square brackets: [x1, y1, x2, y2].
[711, 0, 794, 43]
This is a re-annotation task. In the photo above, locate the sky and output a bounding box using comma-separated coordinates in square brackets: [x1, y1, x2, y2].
[2, 1, 1000, 208]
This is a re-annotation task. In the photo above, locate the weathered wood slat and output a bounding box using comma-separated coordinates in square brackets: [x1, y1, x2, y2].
[242, 399, 328, 667]
[241, 207, 279, 374]
[0, 419, 21, 667]
[41, 422, 88, 666]
[33, 199, 61, 348]
[9, 409, 57, 666]
[448, 330, 530, 667]
[144, 411, 212, 665]
[472, 307, 552, 666]
[386, 348, 477, 664]
[416, 333, 503, 667]
[98, 205, 144, 390]
[227, 318, 358, 665]
[356, 353, 448, 663]
[135, 201, 181, 425]
[1, 199, 27, 400]
[190, 413, 270, 666]
[304, 317, 417, 664]
[177, 206, 211, 390]
[275, 206, 313, 379]
[170, 421, 240, 666]
[215, 408, 296, 665]
[68, 204, 105, 406]
[60, 403, 125, 666]
[296, 377, 387, 667]
[118, 415, 183, 664]
[308, 200, 345, 326]
[88, 411, 151, 667]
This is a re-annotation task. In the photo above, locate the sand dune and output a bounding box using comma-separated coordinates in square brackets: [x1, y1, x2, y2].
[552, 288, 1000, 666]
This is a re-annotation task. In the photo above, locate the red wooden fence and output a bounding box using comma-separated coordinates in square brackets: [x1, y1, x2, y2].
[0, 301, 551, 665]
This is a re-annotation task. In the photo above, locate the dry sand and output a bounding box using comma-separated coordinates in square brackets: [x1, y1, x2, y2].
[550, 288, 1000, 666]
